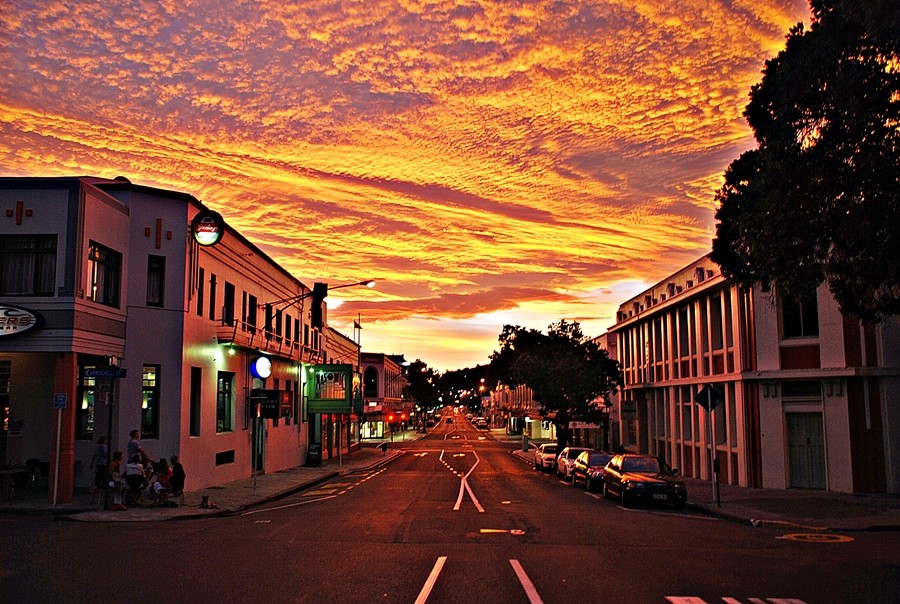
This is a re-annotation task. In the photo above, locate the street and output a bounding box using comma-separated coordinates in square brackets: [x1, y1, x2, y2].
[2, 417, 898, 603]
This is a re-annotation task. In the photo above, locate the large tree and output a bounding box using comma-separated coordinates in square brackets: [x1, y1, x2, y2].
[489, 320, 622, 450]
[711, 0, 900, 321]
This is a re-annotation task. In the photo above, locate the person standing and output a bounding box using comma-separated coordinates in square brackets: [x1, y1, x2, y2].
[126, 429, 147, 462]
[169, 455, 186, 496]
[89, 436, 108, 493]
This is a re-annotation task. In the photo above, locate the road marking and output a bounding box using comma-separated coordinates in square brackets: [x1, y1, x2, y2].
[414, 452, 429, 457]
[241, 495, 337, 515]
[776, 533, 854, 543]
[668, 598, 808, 603]
[413, 556, 447, 604]
[509, 560, 544, 604]
[480, 528, 525, 535]
[452, 453, 466, 457]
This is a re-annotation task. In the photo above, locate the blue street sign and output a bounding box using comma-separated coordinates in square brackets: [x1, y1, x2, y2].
[83, 367, 127, 379]
[53, 393, 67, 409]
[694, 384, 723, 412]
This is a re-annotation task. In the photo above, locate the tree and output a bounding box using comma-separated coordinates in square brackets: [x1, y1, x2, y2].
[489, 320, 622, 451]
[711, 0, 900, 321]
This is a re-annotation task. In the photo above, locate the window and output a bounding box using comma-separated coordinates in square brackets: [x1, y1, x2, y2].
[196, 268, 205, 316]
[88, 241, 121, 307]
[1, 360, 11, 439]
[223, 281, 235, 326]
[76, 368, 97, 439]
[246, 294, 257, 333]
[208, 273, 217, 320]
[146, 255, 165, 307]
[141, 365, 160, 439]
[190, 367, 201, 437]
[216, 371, 235, 433]
[782, 289, 819, 338]
[0, 235, 57, 296]
[364, 367, 379, 398]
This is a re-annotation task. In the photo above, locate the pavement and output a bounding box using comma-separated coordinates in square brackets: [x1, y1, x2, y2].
[3, 429, 899, 532]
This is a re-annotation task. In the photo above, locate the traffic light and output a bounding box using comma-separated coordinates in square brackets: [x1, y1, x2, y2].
[310, 282, 328, 329]
[386, 413, 395, 423]
[400, 412, 408, 421]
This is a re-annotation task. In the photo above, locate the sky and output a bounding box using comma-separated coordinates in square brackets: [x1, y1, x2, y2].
[0, 0, 811, 371]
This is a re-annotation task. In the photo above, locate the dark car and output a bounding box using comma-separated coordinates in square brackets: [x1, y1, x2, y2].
[602, 453, 687, 508]
[571, 450, 614, 491]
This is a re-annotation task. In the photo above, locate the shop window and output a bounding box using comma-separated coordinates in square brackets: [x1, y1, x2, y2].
[146, 255, 165, 307]
[87, 241, 121, 307]
[208, 273, 217, 320]
[190, 367, 201, 437]
[217, 371, 235, 433]
[0, 235, 57, 296]
[142, 365, 160, 439]
[76, 368, 97, 439]
[364, 367, 378, 398]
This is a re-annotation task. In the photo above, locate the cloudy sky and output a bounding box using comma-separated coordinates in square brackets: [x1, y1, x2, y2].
[1, 0, 811, 370]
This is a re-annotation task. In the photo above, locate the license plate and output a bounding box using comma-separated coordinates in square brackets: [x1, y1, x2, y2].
[652, 493, 668, 500]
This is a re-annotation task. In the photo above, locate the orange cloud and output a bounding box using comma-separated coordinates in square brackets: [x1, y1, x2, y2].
[0, 0, 811, 369]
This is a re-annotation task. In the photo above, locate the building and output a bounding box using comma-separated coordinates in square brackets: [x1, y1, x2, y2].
[0, 176, 357, 502]
[606, 254, 900, 494]
[359, 352, 406, 439]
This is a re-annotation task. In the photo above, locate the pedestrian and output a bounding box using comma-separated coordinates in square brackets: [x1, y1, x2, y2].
[126, 429, 147, 462]
[108, 451, 124, 504]
[169, 455, 186, 496]
[89, 436, 108, 493]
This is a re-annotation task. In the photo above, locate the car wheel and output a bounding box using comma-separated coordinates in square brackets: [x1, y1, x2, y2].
[585, 477, 592, 492]
[620, 490, 629, 508]
[571, 474, 579, 487]
[556, 468, 563, 479]
[674, 498, 686, 510]
[602, 482, 610, 499]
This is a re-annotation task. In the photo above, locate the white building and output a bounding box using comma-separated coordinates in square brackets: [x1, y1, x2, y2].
[606, 254, 900, 493]
[0, 176, 356, 502]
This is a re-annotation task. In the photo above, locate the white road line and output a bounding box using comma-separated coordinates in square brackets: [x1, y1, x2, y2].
[413, 556, 447, 604]
[240, 495, 337, 515]
[509, 559, 544, 604]
[463, 477, 485, 512]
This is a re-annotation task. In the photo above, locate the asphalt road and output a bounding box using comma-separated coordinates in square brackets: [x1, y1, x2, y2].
[2, 415, 898, 603]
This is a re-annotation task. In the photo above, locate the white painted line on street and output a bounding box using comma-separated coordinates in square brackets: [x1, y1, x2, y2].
[463, 477, 485, 512]
[241, 495, 337, 515]
[413, 556, 447, 604]
[509, 559, 544, 604]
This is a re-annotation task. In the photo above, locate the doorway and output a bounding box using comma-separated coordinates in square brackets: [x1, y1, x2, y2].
[786, 412, 826, 489]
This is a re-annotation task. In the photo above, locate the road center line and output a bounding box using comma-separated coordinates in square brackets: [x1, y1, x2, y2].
[413, 556, 447, 604]
[509, 559, 544, 604]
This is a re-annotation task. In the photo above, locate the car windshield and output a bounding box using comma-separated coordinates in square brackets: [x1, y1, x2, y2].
[543, 446, 556, 454]
[590, 453, 613, 466]
[621, 457, 661, 473]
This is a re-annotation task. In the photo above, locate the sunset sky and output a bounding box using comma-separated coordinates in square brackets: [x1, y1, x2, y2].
[1, 0, 811, 371]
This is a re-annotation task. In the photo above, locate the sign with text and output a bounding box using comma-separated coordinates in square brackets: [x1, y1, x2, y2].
[306, 364, 353, 414]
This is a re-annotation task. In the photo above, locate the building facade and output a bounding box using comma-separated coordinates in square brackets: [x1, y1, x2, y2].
[606, 254, 900, 494]
[0, 176, 354, 501]
[359, 352, 406, 439]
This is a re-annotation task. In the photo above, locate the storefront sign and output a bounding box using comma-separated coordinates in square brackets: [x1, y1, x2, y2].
[191, 209, 225, 246]
[0, 305, 41, 337]
[306, 364, 353, 414]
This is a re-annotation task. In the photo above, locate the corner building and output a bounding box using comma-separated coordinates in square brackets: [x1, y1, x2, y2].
[607, 254, 900, 494]
[0, 176, 340, 502]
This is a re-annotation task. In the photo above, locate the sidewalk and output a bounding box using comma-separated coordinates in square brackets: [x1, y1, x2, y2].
[511, 447, 900, 532]
[0, 442, 408, 522]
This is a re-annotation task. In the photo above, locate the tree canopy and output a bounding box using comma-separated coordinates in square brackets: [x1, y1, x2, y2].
[711, 0, 900, 321]
[489, 320, 622, 446]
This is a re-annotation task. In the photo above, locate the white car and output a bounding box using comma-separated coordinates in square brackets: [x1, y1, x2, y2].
[556, 446, 593, 480]
[533, 443, 558, 471]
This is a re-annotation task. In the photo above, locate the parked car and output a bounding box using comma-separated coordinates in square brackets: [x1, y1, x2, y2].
[602, 453, 687, 508]
[571, 450, 615, 491]
[533, 443, 558, 471]
[556, 447, 593, 480]
[475, 418, 489, 429]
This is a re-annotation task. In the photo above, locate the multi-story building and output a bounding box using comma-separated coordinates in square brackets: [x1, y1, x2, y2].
[606, 254, 900, 494]
[359, 352, 406, 439]
[0, 176, 357, 502]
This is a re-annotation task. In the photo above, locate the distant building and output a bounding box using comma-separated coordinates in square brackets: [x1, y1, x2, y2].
[0, 176, 355, 502]
[606, 254, 900, 493]
[359, 352, 407, 439]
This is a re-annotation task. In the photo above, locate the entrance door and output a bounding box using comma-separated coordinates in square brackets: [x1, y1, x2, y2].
[786, 412, 826, 489]
[251, 418, 265, 472]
